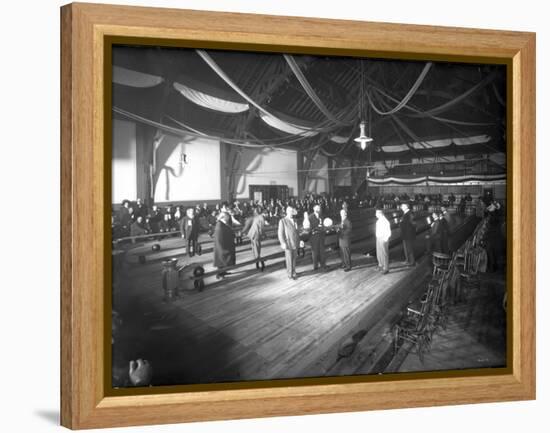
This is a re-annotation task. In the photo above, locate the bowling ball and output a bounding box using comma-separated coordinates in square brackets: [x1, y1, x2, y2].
[151, 243, 161, 252]
[193, 266, 205, 277]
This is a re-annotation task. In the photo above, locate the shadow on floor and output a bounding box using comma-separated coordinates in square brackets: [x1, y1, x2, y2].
[34, 409, 59, 425]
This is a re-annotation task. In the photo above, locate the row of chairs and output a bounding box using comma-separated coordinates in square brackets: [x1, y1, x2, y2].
[393, 217, 490, 362]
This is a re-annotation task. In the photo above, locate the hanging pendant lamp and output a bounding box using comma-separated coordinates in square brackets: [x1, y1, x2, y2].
[354, 121, 373, 150]
[354, 60, 373, 150]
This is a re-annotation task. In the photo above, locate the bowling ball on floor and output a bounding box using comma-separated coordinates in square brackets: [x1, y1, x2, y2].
[193, 266, 205, 277]
[151, 243, 161, 252]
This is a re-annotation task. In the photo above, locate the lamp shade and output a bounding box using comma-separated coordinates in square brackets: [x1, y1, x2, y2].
[353, 121, 373, 150]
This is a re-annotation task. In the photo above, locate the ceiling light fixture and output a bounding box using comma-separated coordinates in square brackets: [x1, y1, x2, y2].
[354, 121, 373, 150]
[354, 60, 373, 150]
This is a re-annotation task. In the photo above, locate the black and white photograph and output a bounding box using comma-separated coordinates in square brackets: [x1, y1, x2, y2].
[110, 46, 507, 388]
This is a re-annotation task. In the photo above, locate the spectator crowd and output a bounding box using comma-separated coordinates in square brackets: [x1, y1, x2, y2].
[112, 191, 499, 241]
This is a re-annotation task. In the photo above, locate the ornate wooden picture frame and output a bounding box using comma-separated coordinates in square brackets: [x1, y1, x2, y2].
[60, 2, 535, 429]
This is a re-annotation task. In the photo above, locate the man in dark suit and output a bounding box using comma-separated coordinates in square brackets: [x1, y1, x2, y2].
[180, 207, 200, 257]
[242, 206, 266, 270]
[134, 198, 148, 219]
[213, 212, 236, 278]
[278, 206, 300, 280]
[338, 209, 352, 271]
[130, 215, 148, 239]
[436, 211, 450, 254]
[399, 202, 416, 266]
[147, 205, 162, 233]
[308, 204, 327, 271]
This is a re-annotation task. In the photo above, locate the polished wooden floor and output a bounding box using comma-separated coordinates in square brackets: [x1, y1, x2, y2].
[386, 271, 507, 374]
[113, 215, 474, 386]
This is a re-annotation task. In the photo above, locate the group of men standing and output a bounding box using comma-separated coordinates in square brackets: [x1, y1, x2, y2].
[199, 200, 422, 281]
[277, 202, 419, 280]
[213, 207, 267, 278]
[277, 204, 351, 280]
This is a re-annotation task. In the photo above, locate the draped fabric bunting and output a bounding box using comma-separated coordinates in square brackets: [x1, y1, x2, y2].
[371, 86, 495, 127]
[165, 115, 292, 148]
[284, 54, 352, 126]
[380, 135, 491, 153]
[365, 62, 432, 116]
[166, 114, 317, 148]
[408, 70, 498, 118]
[381, 144, 411, 153]
[196, 49, 343, 135]
[367, 173, 506, 185]
[112, 66, 164, 88]
[389, 111, 441, 158]
[114, 106, 266, 148]
[427, 174, 505, 183]
[330, 135, 349, 144]
[173, 82, 249, 113]
[258, 112, 318, 137]
[114, 105, 320, 149]
[320, 129, 356, 157]
[453, 135, 491, 145]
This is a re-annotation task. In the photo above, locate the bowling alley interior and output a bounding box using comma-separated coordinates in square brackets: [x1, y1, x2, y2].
[110, 46, 508, 388]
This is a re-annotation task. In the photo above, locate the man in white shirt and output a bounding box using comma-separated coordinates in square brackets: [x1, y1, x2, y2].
[375, 208, 391, 274]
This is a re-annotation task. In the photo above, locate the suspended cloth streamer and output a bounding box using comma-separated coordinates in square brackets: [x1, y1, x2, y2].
[359, 64, 496, 126]
[196, 49, 340, 135]
[173, 81, 249, 113]
[382, 135, 491, 152]
[166, 114, 317, 149]
[320, 130, 355, 157]
[367, 84, 494, 126]
[427, 173, 506, 183]
[114, 105, 313, 149]
[381, 144, 410, 153]
[166, 115, 315, 148]
[407, 70, 498, 118]
[453, 135, 491, 145]
[112, 66, 164, 88]
[259, 112, 318, 137]
[381, 138, 457, 153]
[365, 62, 432, 116]
[377, 87, 500, 156]
[367, 176, 429, 185]
[372, 90, 446, 160]
[284, 54, 352, 126]
[387, 87, 501, 156]
[416, 138, 452, 148]
[114, 107, 269, 148]
[387, 109, 443, 160]
[330, 135, 349, 144]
